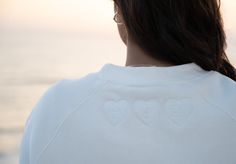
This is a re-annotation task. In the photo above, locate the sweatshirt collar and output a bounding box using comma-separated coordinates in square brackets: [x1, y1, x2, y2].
[98, 62, 207, 86]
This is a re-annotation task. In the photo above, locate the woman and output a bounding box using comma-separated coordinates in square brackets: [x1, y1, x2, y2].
[20, 0, 236, 164]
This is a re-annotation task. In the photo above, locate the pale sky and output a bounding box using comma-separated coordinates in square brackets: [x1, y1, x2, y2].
[0, 0, 115, 34]
[0, 0, 235, 33]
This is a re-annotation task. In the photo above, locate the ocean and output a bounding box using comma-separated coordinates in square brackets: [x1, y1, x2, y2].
[0, 28, 235, 164]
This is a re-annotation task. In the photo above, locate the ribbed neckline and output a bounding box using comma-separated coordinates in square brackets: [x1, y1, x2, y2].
[98, 62, 208, 86]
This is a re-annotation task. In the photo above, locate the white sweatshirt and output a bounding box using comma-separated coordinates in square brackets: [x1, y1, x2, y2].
[19, 62, 236, 164]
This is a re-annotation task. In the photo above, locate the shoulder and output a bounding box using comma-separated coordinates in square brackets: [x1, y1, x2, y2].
[53, 72, 106, 110]
[23, 72, 107, 163]
[196, 70, 236, 122]
[204, 71, 236, 105]
[33, 71, 104, 118]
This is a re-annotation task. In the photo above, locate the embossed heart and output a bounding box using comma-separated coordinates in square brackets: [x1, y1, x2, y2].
[132, 100, 161, 127]
[165, 98, 194, 127]
[102, 100, 130, 126]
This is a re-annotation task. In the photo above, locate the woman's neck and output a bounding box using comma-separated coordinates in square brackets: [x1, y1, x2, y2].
[125, 39, 175, 67]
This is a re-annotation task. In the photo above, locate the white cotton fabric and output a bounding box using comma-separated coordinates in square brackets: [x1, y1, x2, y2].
[19, 62, 236, 164]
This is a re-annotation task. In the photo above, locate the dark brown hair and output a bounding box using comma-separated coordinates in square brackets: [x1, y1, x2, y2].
[113, 0, 236, 81]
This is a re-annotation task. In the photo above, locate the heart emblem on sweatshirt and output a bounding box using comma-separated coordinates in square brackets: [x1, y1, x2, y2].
[132, 100, 161, 127]
[165, 98, 194, 127]
[102, 100, 130, 126]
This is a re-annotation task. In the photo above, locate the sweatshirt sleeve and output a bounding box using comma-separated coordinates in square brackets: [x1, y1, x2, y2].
[19, 80, 64, 164]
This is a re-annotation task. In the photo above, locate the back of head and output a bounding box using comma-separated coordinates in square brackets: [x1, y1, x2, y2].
[113, 0, 236, 81]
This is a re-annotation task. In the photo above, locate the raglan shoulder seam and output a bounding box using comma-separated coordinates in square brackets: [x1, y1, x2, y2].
[184, 70, 236, 125]
[199, 94, 236, 125]
[33, 74, 109, 164]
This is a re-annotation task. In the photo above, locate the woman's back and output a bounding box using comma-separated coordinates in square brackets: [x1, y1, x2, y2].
[20, 62, 236, 164]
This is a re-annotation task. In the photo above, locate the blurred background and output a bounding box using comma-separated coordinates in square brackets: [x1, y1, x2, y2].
[0, 0, 235, 163]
